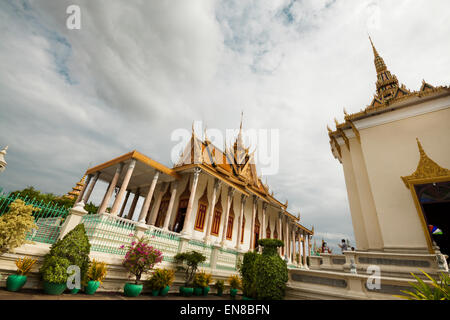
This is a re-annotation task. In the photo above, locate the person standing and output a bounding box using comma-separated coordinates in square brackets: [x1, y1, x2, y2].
[338, 239, 348, 254]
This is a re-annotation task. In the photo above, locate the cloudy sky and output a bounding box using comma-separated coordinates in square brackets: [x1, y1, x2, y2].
[1, 0, 449, 252]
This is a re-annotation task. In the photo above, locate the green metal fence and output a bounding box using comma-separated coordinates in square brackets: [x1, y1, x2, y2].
[0, 191, 70, 244]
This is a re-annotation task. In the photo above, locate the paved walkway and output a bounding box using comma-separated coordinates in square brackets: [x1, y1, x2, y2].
[0, 288, 236, 300]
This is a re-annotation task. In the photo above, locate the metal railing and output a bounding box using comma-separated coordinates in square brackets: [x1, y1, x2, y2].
[0, 191, 70, 244]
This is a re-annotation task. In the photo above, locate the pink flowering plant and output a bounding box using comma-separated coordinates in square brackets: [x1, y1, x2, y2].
[121, 236, 163, 284]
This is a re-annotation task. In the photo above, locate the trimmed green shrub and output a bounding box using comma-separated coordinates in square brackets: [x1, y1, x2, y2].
[0, 199, 38, 252]
[254, 238, 288, 300]
[40, 256, 71, 283]
[239, 251, 258, 298]
[39, 224, 91, 284]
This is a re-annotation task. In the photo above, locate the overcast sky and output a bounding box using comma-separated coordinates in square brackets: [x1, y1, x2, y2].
[1, 0, 449, 252]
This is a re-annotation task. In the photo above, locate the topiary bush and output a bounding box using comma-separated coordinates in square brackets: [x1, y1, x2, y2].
[253, 238, 288, 300]
[0, 199, 38, 252]
[40, 224, 91, 284]
[239, 251, 259, 298]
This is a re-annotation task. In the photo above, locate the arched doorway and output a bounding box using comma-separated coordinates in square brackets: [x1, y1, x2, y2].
[401, 139, 450, 256]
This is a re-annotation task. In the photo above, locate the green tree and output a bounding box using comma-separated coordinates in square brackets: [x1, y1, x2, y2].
[0, 199, 38, 252]
[174, 251, 206, 287]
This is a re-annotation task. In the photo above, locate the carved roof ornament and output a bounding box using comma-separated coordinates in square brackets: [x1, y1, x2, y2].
[401, 138, 450, 188]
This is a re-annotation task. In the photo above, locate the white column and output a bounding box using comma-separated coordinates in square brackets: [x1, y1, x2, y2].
[149, 183, 166, 225]
[98, 163, 124, 213]
[82, 172, 99, 204]
[204, 179, 220, 242]
[76, 174, 91, 203]
[126, 188, 140, 220]
[291, 227, 296, 264]
[119, 190, 131, 217]
[220, 187, 234, 246]
[261, 202, 267, 239]
[250, 196, 257, 251]
[111, 160, 136, 215]
[278, 212, 283, 257]
[285, 217, 290, 261]
[138, 171, 160, 222]
[303, 230, 308, 268]
[181, 168, 201, 236]
[163, 181, 178, 230]
[236, 195, 247, 250]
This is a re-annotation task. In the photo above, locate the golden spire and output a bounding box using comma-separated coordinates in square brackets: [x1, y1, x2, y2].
[368, 36, 401, 102]
[369, 36, 387, 74]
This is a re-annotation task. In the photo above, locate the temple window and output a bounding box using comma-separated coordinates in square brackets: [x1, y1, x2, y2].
[226, 205, 235, 240]
[210, 194, 223, 236]
[194, 185, 209, 231]
[240, 215, 246, 243]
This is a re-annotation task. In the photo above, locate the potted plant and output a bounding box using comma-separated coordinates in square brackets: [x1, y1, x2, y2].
[122, 236, 163, 297]
[147, 276, 160, 296]
[39, 224, 91, 295]
[228, 275, 241, 298]
[174, 251, 206, 297]
[214, 279, 224, 296]
[150, 268, 175, 297]
[193, 270, 212, 296]
[6, 257, 37, 292]
[85, 259, 107, 295]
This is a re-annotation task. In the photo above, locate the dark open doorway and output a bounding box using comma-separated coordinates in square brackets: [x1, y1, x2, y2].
[415, 181, 449, 259]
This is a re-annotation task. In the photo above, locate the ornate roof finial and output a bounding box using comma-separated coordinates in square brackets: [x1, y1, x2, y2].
[368, 36, 403, 103]
[416, 137, 426, 157]
[343, 107, 348, 116]
[327, 125, 332, 133]
[334, 118, 339, 127]
[204, 125, 210, 143]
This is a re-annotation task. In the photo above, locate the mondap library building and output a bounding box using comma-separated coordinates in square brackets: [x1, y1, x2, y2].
[1, 38, 449, 299]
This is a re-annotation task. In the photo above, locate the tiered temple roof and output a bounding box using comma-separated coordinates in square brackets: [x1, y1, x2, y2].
[65, 175, 86, 199]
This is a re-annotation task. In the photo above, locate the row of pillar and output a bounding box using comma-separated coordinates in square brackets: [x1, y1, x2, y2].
[75, 162, 311, 260]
